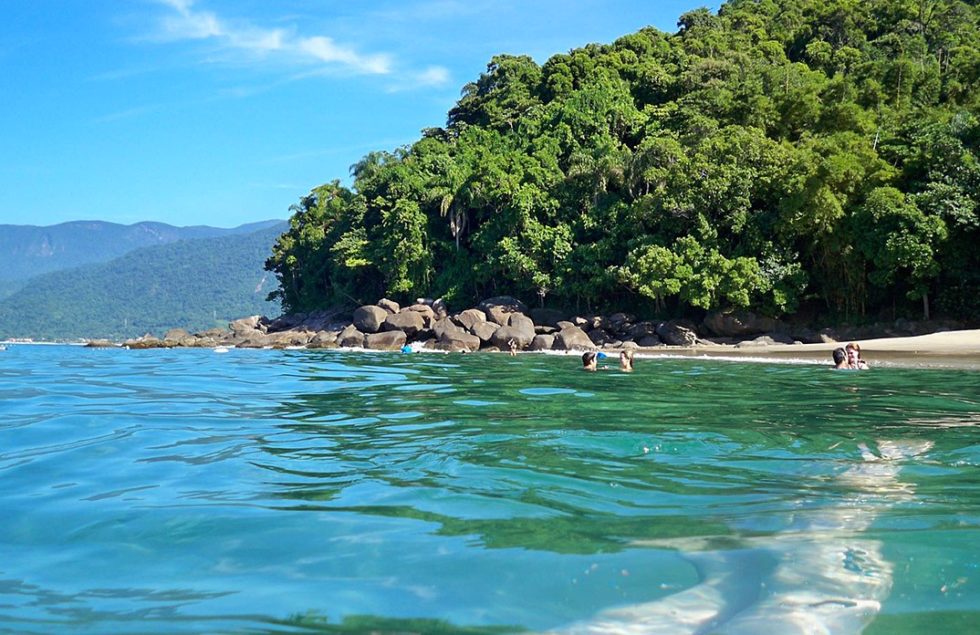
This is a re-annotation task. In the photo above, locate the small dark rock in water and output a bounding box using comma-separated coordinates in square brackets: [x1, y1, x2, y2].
[85, 339, 117, 348]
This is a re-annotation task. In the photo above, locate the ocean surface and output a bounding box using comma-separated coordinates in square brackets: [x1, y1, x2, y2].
[1, 345, 977, 634]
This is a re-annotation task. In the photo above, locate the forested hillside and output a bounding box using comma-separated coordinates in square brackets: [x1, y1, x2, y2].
[266, 0, 979, 323]
[0, 219, 284, 299]
[0, 224, 285, 340]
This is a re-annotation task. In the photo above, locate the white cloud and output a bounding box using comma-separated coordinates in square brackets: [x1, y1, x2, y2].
[151, 0, 391, 76]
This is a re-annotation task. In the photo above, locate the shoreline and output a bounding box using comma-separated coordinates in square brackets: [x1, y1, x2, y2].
[632, 329, 980, 369]
[8, 329, 980, 370]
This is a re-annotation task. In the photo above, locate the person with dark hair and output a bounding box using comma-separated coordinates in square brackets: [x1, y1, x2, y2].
[832, 347, 849, 370]
[582, 351, 598, 371]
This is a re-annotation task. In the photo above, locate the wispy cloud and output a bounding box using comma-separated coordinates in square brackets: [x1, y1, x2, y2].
[385, 65, 452, 93]
[151, 0, 392, 75]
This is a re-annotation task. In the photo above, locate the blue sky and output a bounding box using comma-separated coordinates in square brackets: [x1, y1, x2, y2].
[0, 0, 717, 228]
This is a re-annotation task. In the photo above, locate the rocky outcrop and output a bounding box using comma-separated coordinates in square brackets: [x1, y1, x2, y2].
[134, 294, 950, 355]
[337, 324, 365, 348]
[352, 305, 388, 333]
[554, 325, 593, 351]
[383, 311, 425, 337]
[703, 311, 779, 337]
[366, 330, 407, 350]
[656, 320, 698, 347]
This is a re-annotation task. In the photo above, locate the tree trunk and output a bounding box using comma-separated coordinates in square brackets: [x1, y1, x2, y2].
[922, 292, 930, 321]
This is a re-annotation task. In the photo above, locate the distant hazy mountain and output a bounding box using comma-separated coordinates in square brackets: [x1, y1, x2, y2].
[0, 222, 288, 341]
[0, 219, 284, 299]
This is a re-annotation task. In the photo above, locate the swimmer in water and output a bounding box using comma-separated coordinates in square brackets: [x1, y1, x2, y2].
[582, 351, 598, 371]
[619, 349, 634, 372]
[846, 342, 869, 369]
[831, 347, 849, 369]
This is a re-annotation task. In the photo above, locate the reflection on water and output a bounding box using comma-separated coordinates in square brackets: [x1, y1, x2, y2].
[0, 345, 977, 633]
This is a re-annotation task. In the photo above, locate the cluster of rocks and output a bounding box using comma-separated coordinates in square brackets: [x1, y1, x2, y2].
[92, 297, 964, 352]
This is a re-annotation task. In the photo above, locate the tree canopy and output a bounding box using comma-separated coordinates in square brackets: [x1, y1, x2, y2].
[266, 0, 980, 322]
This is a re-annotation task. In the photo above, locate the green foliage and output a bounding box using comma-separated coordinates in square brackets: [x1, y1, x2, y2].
[0, 225, 285, 340]
[266, 0, 980, 322]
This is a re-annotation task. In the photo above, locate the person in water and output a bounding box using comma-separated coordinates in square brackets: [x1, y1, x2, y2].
[619, 349, 634, 372]
[832, 347, 849, 369]
[508, 338, 519, 356]
[582, 351, 598, 371]
[846, 342, 869, 369]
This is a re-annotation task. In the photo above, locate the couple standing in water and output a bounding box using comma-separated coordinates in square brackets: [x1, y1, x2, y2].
[582, 350, 634, 372]
[833, 342, 870, 370]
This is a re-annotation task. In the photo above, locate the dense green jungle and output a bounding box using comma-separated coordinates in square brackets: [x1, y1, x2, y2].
[265, 0, 980, 325]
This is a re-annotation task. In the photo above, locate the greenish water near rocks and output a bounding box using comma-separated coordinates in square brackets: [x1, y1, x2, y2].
[1, 345, 977, 633]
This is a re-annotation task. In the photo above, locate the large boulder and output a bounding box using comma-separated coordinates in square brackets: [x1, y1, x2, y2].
[431, 318, 463, 341]
[366, 330, 407, 350]
[507, 313, 535, 334]
[588, 329, 615, 347]
[337, 325, 365, 348]
[554, 326, 593, 351]
[230, 315, 267, 334]
[703, 311, 779, 337]
[490, 325, 535, 350]
[628, 321, 659, 340]
[405, 303, 437, 327]
[656, 320, 698, 347]
[438, 330, 481, 352]
[383, 311, 425, 337]
[453, 308, 486, 331]
[471, 321, 499, 343]
[529, 308, 566, 328]
[377, 298, 400, 314]
[308, 331, 338, 348]
[416, 297, 449, 319]
[479, 296, 528, 325]
[529, 334, 555, 351]
[353, 305, 388, 333]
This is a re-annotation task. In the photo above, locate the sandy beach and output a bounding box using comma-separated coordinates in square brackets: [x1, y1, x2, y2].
[640, 329, 980, 369]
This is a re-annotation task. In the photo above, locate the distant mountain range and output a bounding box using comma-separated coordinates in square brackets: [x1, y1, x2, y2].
[0, 219, 284, 298]
[0, 220, 288, 341]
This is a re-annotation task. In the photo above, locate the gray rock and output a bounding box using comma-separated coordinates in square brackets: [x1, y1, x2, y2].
[453, 308, 486, 331]
[471, 321, 499, 343]
[588, 329, 615, 346]
[438, 330, 481, 352]
[377, 298, 400, 314]
[507, 313, 535, 334]
[383, 311, 425, 337]
[628, 321, 659, 340]
[656, 320, 698, 346]
[764, 331, 797, 345]
[529, 308, 566, 328]
[432, 318, 464, 340]
[636, 335, 663, 347]
[164, 328, 191, 342]
[352, 305, 388, 333]
[85, 339, 117, 348]
[529, 334, 555, 351]
[366, 330, 407, 350]
[337, 325, 365, 348]
[230, 315, 267, 334]
[554, 326, 593, 351]
[309, 331, 338, 348]
[534, 325, 557, 335]
[556, 321, 576, 331]
[490, 325, 535, 349]
[480, 296, 528, 325]
[703, 311, 778, 337]
[405, 304, 437, 327]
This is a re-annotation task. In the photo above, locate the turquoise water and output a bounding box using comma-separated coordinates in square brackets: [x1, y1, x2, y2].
[0, 345, 977, 634]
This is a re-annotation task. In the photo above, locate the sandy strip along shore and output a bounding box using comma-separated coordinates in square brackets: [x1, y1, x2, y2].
[634, 329, 980, 370]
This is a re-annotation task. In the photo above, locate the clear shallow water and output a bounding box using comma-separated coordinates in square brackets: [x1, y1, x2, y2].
[0, 345, 977, 634]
